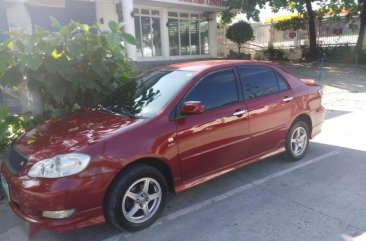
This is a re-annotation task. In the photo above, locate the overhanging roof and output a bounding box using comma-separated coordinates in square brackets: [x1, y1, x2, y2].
[134, 0, 225, 12]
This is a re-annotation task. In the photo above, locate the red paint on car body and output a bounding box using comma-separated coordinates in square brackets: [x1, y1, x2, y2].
[1, 60, 324, 232]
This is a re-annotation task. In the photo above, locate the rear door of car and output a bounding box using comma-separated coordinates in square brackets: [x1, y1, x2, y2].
[175, 68, 250, 181]
[237, 65, 296, 156]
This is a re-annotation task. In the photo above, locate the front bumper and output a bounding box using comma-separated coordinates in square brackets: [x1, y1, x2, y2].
[1, 163, 117, 232]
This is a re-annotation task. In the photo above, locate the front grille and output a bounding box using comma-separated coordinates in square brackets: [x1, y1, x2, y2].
[5, 146, 28, 176]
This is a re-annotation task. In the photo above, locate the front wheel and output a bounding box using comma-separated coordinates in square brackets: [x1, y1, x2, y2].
[285, 120, 309, 161]
[104, 165, 167, 231]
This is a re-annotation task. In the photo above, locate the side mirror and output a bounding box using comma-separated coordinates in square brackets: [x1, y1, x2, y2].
[181, 101, 205, 115]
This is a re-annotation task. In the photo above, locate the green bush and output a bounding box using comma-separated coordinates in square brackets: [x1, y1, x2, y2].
[321, 45, 354, 63]
[0, 18, 136, 113]
[264, 44, 288, 61]
[0, 105, 50, 150]
[0, 18, 137, 150]
[0, 105, 26, 150]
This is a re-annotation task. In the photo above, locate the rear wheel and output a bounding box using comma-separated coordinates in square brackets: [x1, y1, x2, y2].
[285, 120, 309, 161]
[105, 165, 167, 231]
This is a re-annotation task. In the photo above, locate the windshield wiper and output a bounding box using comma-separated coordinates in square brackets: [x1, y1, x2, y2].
[110, 106, 136, 118]
[96, 104, 114, 114]
[97, 104, 135, 118]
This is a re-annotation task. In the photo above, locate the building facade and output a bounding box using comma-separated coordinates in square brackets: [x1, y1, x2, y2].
[2, 0, 225, 61]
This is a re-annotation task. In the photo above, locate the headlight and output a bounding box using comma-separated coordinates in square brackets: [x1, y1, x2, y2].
[28, 153, 90, 178]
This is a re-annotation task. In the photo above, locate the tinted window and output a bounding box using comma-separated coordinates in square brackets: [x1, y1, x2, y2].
[185, 69, 238, 111]
[238, 67, 281, 100]
[100, 70, 196, 118]
[277, 73, 289, 91]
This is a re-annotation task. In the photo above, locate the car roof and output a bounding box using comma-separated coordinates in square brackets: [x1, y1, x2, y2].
[158, 60, 274, 73]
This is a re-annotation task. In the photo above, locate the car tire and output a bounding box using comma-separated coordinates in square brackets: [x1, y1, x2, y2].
[104, 164, 167, 232]
[285, 120, 310, 161]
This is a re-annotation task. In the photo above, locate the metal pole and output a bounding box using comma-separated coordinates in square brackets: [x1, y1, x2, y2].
[353, 54, 358, 74]
[319, 56, 324, 81]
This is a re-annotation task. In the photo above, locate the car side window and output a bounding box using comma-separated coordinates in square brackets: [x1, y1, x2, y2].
[277, 73, 289, 91]
[185, 69, 239, 111]
[238, 66, 284, 100]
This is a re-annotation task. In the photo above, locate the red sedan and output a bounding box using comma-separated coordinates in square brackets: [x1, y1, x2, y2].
[0, 60, 324, 232]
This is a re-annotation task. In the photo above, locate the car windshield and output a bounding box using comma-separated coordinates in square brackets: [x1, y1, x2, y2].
[98, 70, 196, 118]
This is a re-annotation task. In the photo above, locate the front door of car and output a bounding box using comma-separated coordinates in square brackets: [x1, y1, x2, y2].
[175, 69, 250, 181]
[237, 66, 296, 156]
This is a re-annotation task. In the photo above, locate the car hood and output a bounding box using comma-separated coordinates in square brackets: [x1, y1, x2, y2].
[15, 109, 142, 161]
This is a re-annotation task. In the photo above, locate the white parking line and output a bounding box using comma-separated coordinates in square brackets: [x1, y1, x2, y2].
[103, 150, 340, 241]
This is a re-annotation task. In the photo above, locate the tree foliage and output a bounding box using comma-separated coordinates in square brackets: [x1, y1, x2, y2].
[226, 21, 254, 54]
[223, 0, 322, 59]
[0, 17, 137, 113]
[320, 0, 366, 54]
[222, 0, 267, 23]
[273, 16, 307, 31]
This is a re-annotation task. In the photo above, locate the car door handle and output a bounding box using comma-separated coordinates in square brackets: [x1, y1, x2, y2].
[283, 96, 294, 102]
[233, 110, 247, 116]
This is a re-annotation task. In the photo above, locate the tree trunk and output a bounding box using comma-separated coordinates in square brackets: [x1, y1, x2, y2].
[354, 0, 366, 55]
[305, 0, 317, 60]
[19, 79, 44, 116]
[238, 44, 242, 54]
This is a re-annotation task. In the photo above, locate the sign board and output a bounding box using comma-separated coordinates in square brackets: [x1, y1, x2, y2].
[333, 28, 343, 35]
[289, 32, 296, 38]
[27, 0, 65, 8]
[179, 0, 225, 7]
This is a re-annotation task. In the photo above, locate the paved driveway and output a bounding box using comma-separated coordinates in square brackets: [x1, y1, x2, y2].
[1, 63, 366, 241]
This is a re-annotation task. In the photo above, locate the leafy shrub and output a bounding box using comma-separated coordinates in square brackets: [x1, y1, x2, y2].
[322, 45, 354, 63]
[0, 105, 26, 150]
[0, 18, 137, 150]
[264, 44, 288, 60]
[0, 18, 136, 113]
[0, 105, 50, 150]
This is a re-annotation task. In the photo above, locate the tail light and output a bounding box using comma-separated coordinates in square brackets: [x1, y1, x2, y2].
[319, 88, 323, 96]
[319, 88, 324, 106]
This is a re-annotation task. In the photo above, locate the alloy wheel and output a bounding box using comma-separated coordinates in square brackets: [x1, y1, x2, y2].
[122, 177, 162, 224]
[290, 126, 308, 156]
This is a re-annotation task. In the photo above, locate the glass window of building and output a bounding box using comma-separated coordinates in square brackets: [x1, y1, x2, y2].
[168, 18, 179, 56]
[134, 8, 162, 57]
[200, 14, 209, 55]
[168, 12, 209, 56]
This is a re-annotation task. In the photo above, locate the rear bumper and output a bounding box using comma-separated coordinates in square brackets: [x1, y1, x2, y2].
[1, 162, 117, 232]
[311, 122, 323, 139]
[310, 106, 325, 139]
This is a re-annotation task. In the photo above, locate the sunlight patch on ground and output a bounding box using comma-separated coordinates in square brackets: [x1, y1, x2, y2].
[312, 86, 366, 152]
[343, 232, 366, 241]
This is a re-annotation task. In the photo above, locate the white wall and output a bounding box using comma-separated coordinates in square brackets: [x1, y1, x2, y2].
[208, 13, 218, 58]
[95, 1, 119, 31]
[6, 3, 32, 34]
